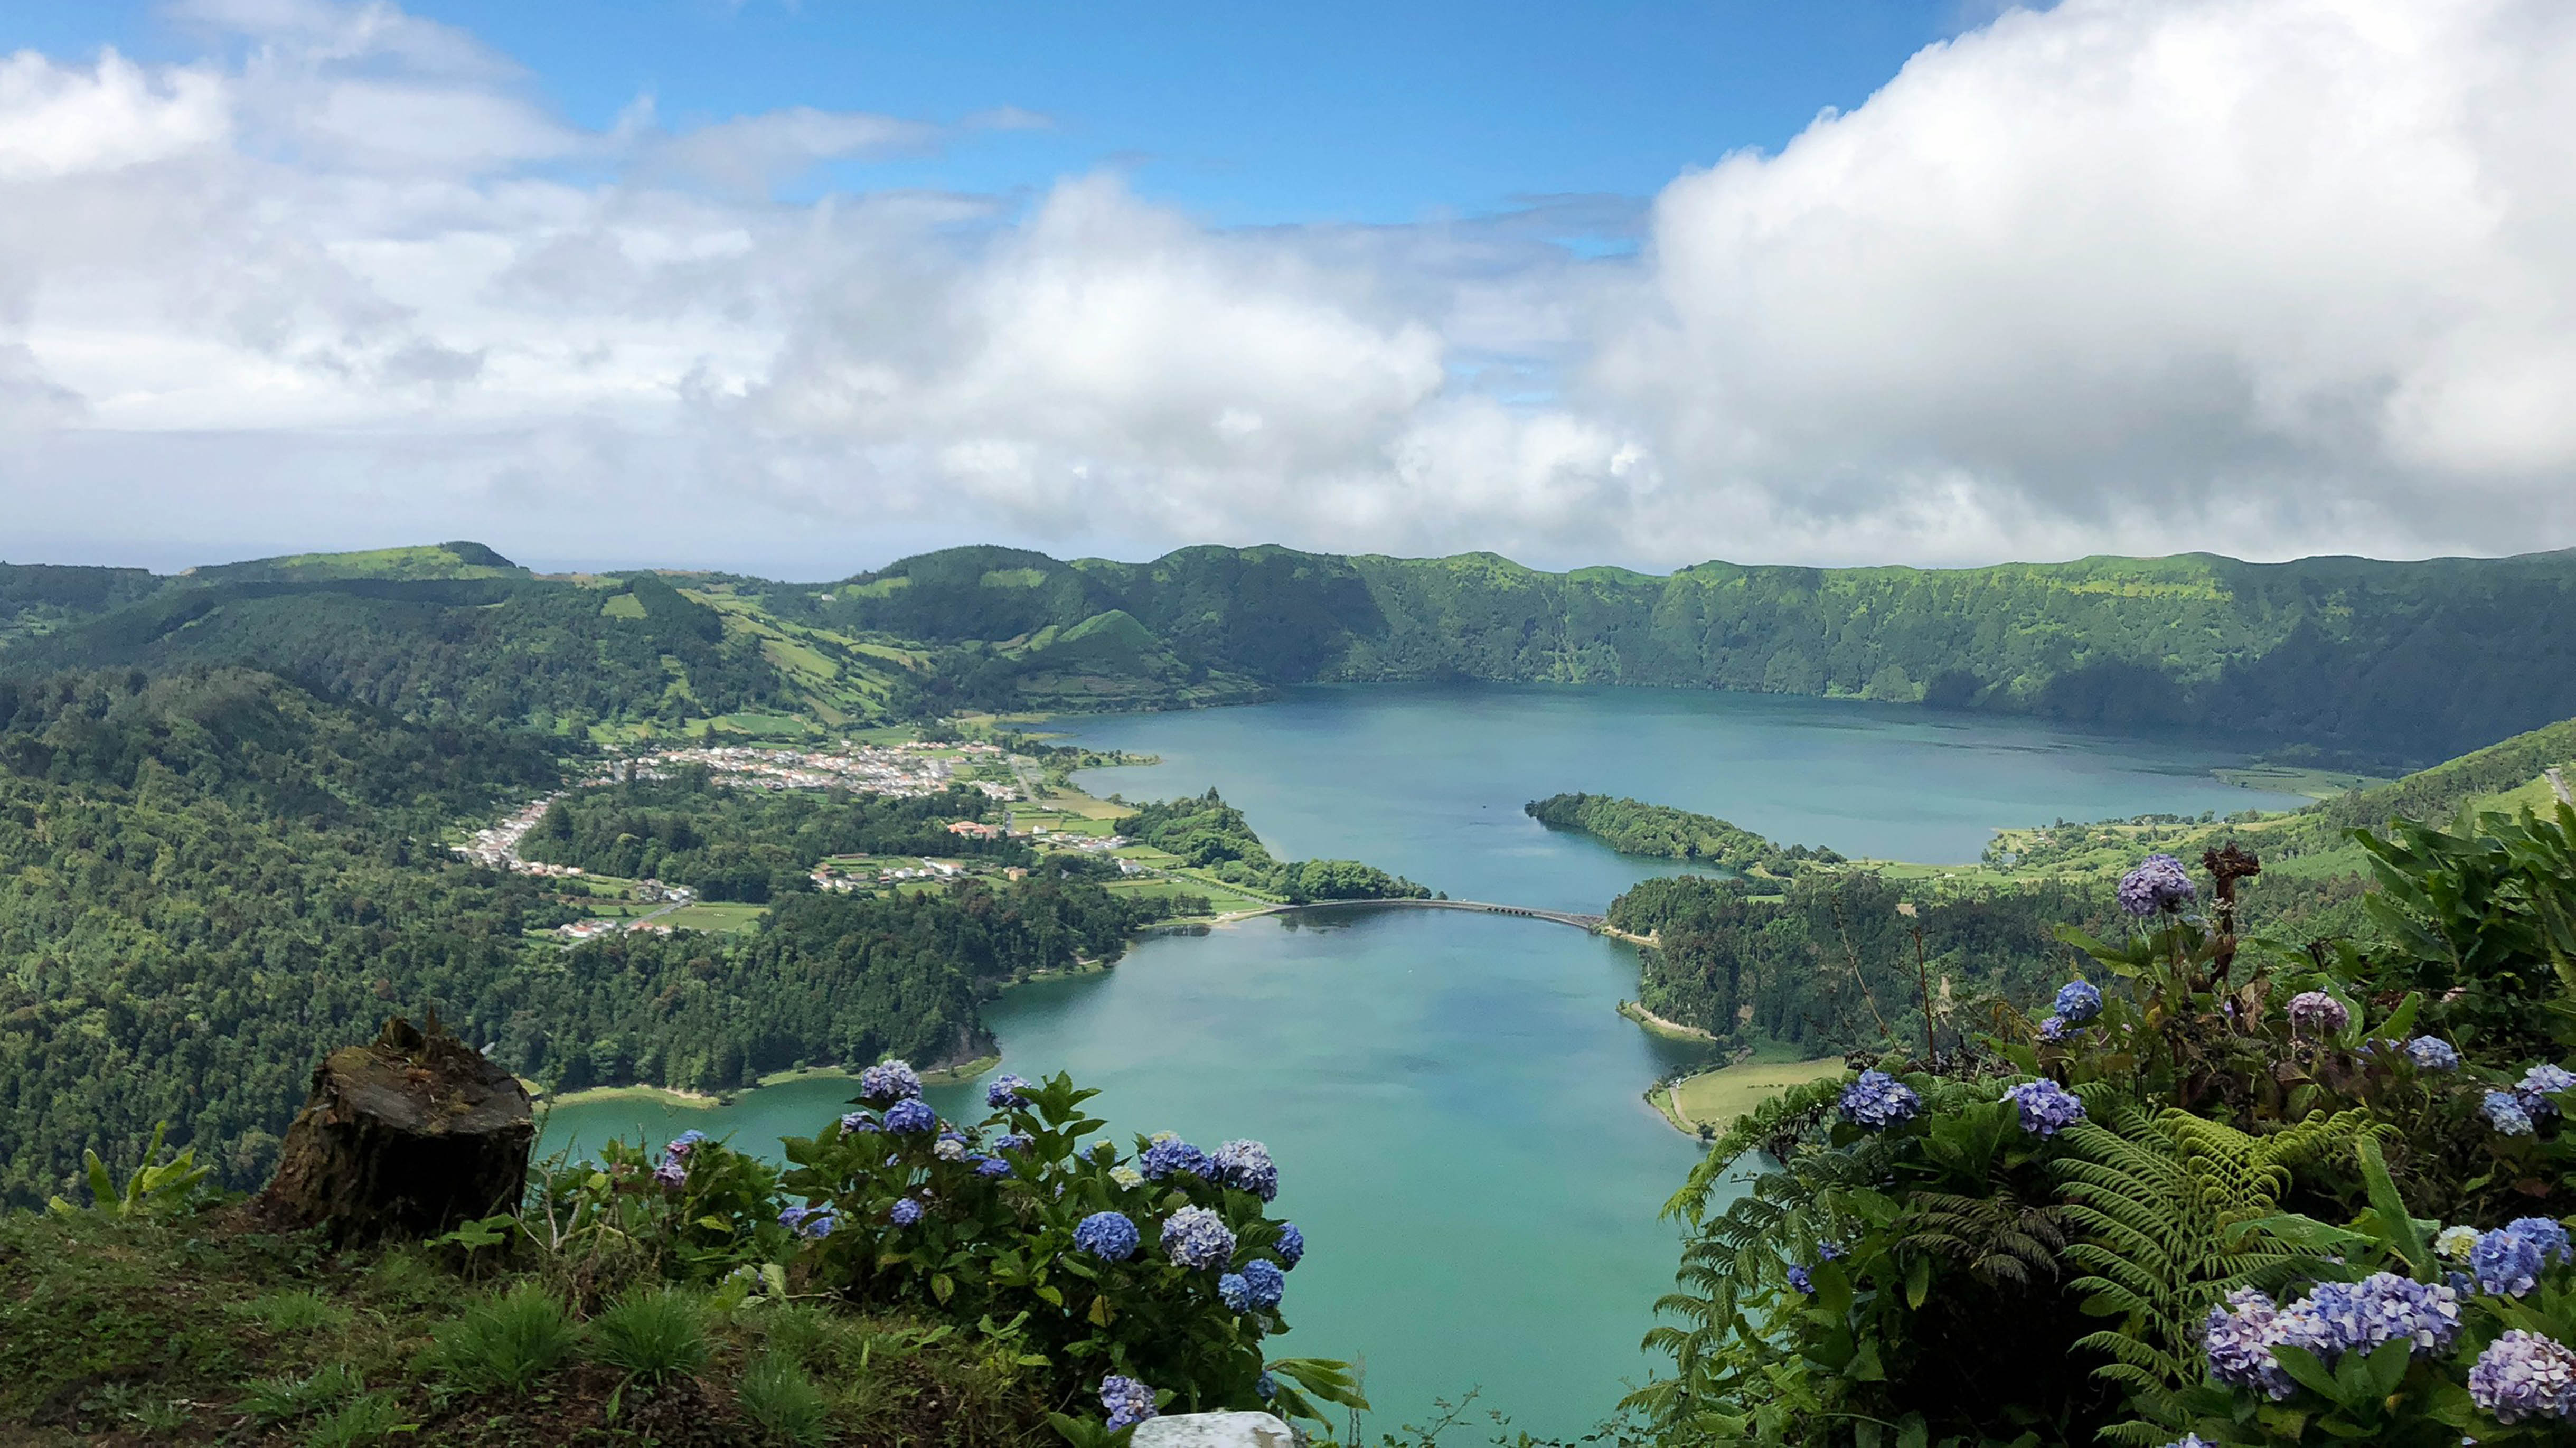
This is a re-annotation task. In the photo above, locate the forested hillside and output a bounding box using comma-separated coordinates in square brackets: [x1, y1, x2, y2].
[0, 667, 1181, 1209]
[12, 540, 2576, 763]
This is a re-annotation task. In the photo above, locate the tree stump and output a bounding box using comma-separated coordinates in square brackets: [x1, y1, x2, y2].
[251, 1013, 533, 1242]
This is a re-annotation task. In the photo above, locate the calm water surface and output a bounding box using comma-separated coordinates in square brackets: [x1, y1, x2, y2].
[542, 684, 2300, 1435]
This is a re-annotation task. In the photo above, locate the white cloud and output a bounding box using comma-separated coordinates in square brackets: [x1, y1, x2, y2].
[3, 0, 2575, 575]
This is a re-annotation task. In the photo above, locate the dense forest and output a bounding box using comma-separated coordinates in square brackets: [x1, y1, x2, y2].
[13, 538, 2576, 762]
[0, 666, 1183, 1209]
[1113, 788, 1430, 902]
[516, 776, 1027, 900]
[1526, 792, 1848, 877]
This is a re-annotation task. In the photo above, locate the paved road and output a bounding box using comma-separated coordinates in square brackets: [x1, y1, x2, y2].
[1257, 897, 1606, 931]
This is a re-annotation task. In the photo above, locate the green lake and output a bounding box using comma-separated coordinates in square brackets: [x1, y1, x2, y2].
[540, 683, 2304, 1436]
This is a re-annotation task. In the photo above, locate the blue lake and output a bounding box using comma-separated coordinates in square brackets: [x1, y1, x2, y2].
[542, 684, 2302, 1436]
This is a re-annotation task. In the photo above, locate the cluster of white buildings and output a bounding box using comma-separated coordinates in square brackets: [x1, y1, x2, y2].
[607, 742, 1012, 798]
[450, 795, 578, 873]
[811, 857, 970, 891]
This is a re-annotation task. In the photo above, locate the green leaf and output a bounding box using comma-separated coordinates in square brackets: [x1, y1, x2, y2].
[2361, 1338, 2409, 1400]
[2356, 1136, 2433, 1275]
[2270, 1344, 2340, 1400]
[1904, 1253, 1931, 1311]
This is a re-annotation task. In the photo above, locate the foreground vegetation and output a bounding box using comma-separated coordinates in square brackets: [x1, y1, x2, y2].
[1626, 795, 2576, 1447]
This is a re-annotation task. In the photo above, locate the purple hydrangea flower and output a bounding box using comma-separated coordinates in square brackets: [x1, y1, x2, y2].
[2118, 854, 2196, 916]
[2469, 1330, 2576, 1425]
[1161, 1205, 1236, 1270]
[1101, 1375, 1158, 1432]
[2037, 1014, 2071, 1042]
[2286, 991, 2349, 1036]
[2205, 1288, 2296, 1399]
[1210, 1140, 1280, 1201]
[985, 1073, 1032, 1110]
[652, 1158, 687, 1188]
[885, 1099, 938, 1134]
[1139, 1136, 1211, 1181]
[2157, 1438, 2217, 1448]
[2475, 1227, 2547, 1296]
[2404, 1036, 2460, 1070]
[857, 1060, 923, 1104]
[1785, 1265, 1813, 1295]
[1276, 1221, 1304, 1268]
[2486, 1091, 2538, 1136]
[838, 1111, 880, 1134]
[2002, 1079, 2085, 1137]
[1239, 1257, 1285, 1309]
[667, 1130, 708, 1155]
[2517, 1064, 2576, 1116]
[1838, 1070, 1923, 1130]
[888, 1198, 923, 1227]
[2508, 1217, 2574, 1267]
[1073, 1211, 1140, 1262]
[2053, 979, 2103, 1024]
[2305, 1272, 2461, 1356]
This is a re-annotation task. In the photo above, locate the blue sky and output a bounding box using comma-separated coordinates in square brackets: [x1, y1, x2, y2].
[20, 1, 1966, 228]
[2, 0, 2568, 577]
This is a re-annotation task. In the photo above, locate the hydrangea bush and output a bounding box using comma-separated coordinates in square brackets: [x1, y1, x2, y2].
[776, 1067, 1361, 1433]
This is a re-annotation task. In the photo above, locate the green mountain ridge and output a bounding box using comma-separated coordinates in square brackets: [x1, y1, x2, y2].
[8, 539, 2576, 763]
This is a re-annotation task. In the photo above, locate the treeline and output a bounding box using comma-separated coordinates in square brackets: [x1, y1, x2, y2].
[1114, 788, 1430, 902]
[1609, 873, 2122, 1049]
[0, 667, 1180, 1209]
[516, 775, 1027, 900]
[1525, 792, 1846, 877]
[2, 572, 788, 734]
[796, 542, 2576, 763]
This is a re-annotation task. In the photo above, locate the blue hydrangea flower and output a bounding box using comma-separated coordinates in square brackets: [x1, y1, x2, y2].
[2486, 1090, 2538, 1136]
[1276, 1221, 1304, 1268]
[1162, 1206, 1236, 1270]
[838, 1111, 880, 1134]
[935, 1133, 969, 1162]
[2469, 1330, 2576, 1424]
[1218, 1272, 1252, 1311]
[1239, 1257, 1285, 1309]
[972, 1154, 1012, 1178]
[2157, 1438, 2217, 1448]
[1139, 1136, 1211, 1181]
[889, 1198, 923, 1226]
[2286, 991, 2348, 1035]
[2507, 1217, 2574, 1267]
[1838, 1070, 1923, 1130]
[985, 1073, 1032, 1110]
[1210, 1140, 1280, 1201]
[1073, 1211, 1141, 1262]
[2118, 854, 2196, 916]
[2305, 1273, 2461, 1356]
[800, 1208, 836, 1239]
[1256, 1372, 1276, 1401]
[1785, 1265, 1813, 1295]
[777, 1203, 814, 1233]
[2404, 1036, 2461, 1070]
[1100, 1375, 1158, 1431]
[2517, 1063, 2575, 1116]
[2053, 979, 2103, 1024]
[857, 1060, 923, 1104]
[2476, 1227, 2548, 1296]
[2037, 1014, 2071, 1042]
[2002, 1079, 2085, 1137]
[1816, 1239, 1846, 1262]
[993, 1132, 1032, 1153]
[885, 1099, 938, 1134]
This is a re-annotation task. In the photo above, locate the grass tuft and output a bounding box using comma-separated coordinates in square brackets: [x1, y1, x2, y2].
[587, 1285, 712, 1383]
[303, 1389, 412, 1448]
[240, 1362, 363, 1423]
[428, 1282, 580, 1393]
[738, 1351, 832, 1445]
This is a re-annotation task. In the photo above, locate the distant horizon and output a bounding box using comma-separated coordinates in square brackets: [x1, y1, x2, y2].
[11, 534, 2576, 586]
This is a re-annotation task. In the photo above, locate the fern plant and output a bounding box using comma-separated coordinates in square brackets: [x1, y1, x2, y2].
[2053, 1097, 2382, 1441]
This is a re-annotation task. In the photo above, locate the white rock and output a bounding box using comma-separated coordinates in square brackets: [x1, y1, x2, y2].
[1131, 1411, 1299, 1448]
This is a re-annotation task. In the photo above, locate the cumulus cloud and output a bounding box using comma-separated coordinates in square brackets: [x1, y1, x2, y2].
[2, 0, 2574, 575]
